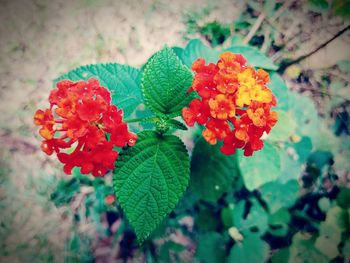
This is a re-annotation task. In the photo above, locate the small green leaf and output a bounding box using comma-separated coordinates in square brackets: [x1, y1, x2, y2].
[268, 208, 291, 237]
[233, 200, 268, 236]
[190, 139, 240, 202]
[228, 235, 269, 263]
[238, 142, 281, 191]
[55, 63, 142, 117]
[225, 45, 278, 70]
[113, 131, 190, 242]
[141, 47, 194, 117]
[167, 119, 188, 130]
[336, 187, 350, 209]
[260, 180, 299, 214]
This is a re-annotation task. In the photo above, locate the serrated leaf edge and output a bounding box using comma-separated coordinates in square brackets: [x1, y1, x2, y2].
[113, 131, 190, 242]
[141, 47, 194, 118]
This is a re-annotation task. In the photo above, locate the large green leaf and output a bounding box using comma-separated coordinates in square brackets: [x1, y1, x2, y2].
[190, 139, 240, 203]
[113, 131, 190, 242]
[228, 235, 269, 263]
[177, 39, 219, 67]
[225, 45, 278, 70]
[267, 110, 296, 142]
[238, 142, 281, 191]
[177, 39, 279, 71]
[55, 63, 142, 117]
[260, 180, 299, 214]
[267, 72, 290, 111]
[141, 47, 194, 117]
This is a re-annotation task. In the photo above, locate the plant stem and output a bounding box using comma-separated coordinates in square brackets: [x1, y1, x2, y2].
[124, 116, 158, 123]
[243, 12, 266, 44]
[277, 25, 350, 73]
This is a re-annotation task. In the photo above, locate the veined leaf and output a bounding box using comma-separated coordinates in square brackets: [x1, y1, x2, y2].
[141, 47, 194, 117]
[113, 131, 190, 242]
[54, 63, 142, 117]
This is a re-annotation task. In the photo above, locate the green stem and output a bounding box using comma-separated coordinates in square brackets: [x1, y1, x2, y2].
[124, 116, 158, 123]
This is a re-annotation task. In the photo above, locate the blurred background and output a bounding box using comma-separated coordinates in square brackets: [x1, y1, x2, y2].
[0, 0, 349, 262]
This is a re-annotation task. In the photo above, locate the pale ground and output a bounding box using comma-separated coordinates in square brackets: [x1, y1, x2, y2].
[1, 0, 349, 261]
[0, 0, 243, 261]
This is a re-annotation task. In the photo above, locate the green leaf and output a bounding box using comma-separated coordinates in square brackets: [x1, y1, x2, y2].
[55, 63, 142, 117]
[308, 0, 329, 13]
[221, 205, 235, 229]
[287, 91, 334, 151]
[179, 39, 219, 67]
[260, 180, 299, 214]
[233, 199, 268, 236]
[238, 142, 281, 191]
[267, 111, 297, 142]
[332, 0, 350, 18]
[329, 80, 350, 108]
[196, 232, 226, 263]
[343, 239, 350, 262]
[196, 207, 218, 232]
[158, 241, 184, 262]
[141, 47, 194, 117]
[289, 232, 329, 263]
[271, 248, 290, 263]
[225, 45, 278, 70]
[113, 131, 190, 242]
[190, 138, 240, 203]
[337, 60, 350, 72]
[167, 119, 188, 131]
[228, 235, 269, 263]
[337, 187, 350, 209]
[278, 148, 303, 183]
[268, 208, 291, 237]
[267, 72, 290, 111]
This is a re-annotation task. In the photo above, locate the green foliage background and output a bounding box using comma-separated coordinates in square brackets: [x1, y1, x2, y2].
[49, 38, 350, 262]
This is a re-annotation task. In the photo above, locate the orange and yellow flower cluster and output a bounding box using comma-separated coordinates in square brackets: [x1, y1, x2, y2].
[182, 52, 278, 156]
[34, 78, 137, 176]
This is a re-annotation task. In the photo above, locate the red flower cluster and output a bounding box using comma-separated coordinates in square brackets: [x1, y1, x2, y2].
[182, 52, 278, 156]
[34, 78, 137, 176]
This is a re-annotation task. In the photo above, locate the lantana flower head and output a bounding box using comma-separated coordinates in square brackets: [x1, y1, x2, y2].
[182, 52, 278, 156]
[34, 78, 137, 176]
